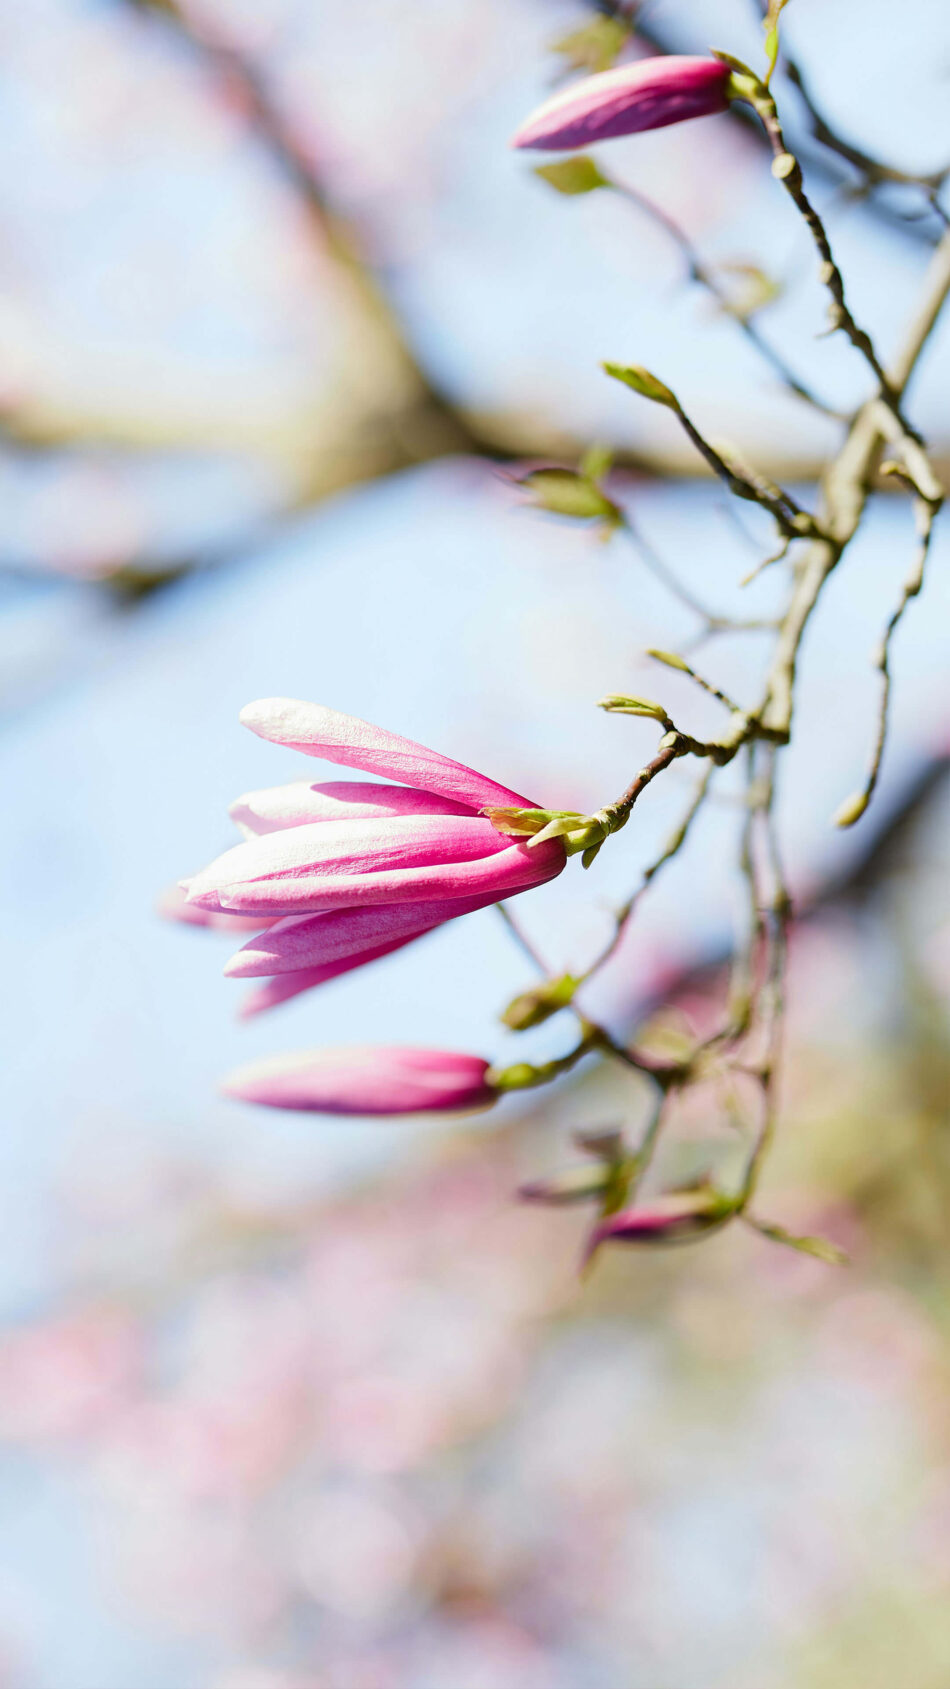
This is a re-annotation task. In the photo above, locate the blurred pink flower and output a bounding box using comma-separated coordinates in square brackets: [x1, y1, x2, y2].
[585, 1192, 733, 1261]
[512, 55, 732, 152]
[222, 1045, 496, 1116]
[180, 699, 564, 1010]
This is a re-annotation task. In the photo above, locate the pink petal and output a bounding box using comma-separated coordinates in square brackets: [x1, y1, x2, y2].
[512, 55, 731, 151]
[222, 1046, 495, 1115]
[230, 779, 474, 837]
[237, 937, 419, 1017]
[157, 883, 278, 934]
[187, 835, 565, 917]
[240, 698, 529, 811]
[225, 889, 507, 979]
[185, 814, 511, 909]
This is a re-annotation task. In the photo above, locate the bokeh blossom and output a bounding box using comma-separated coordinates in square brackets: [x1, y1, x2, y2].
[223, 1046, 495, 1116]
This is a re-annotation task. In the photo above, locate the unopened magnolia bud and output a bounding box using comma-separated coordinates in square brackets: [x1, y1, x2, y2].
[771, 151, 796, 180]
[512, 55, 732, 153]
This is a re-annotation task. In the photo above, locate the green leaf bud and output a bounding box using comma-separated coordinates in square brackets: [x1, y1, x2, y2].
[502, 973, 579, 1031]
[597, 693, 671, 722]
[517, 467, 620, 523]
[602, 362, 680, 410]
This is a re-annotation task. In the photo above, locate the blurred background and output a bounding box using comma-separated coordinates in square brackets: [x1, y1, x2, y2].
[1, 1, 949, 1684]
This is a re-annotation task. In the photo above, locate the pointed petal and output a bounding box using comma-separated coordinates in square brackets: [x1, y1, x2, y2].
[225, 888, 506, 978]
[187, 835, 565, 917]
[240, 698, 529, 810]
[230, 780, 473, 837]
[237, 936, 419, 1017]
[185, 814, 510, 911]
[157, 883, 279, 933]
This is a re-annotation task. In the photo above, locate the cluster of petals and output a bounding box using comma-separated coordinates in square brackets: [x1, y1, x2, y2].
[172, 698, 565, 1017]
[511, 54, 732, 152]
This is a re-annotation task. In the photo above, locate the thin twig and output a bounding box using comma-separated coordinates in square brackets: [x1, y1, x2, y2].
[761, 227, 950, 740]
[739, 72, 919, 437]
[613, 180, 839, 415]
[580, 764, 715, 981]
[672, 400, 822, 539]
[841, 495, 941, 823]
[620, 517, 776, 633]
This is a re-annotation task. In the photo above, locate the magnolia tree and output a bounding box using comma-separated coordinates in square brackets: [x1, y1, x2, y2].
[170, 6, 949, 1271]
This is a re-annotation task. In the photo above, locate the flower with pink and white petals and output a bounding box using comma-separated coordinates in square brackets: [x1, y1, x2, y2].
[175, 699, 565, 1013]
[222, 1047, 496, 1116]
[512, 55, 732, 153]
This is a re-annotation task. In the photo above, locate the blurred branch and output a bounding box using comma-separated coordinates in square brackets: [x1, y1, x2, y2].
[119, 0, 502, 469]
[609, 178, 841, 416]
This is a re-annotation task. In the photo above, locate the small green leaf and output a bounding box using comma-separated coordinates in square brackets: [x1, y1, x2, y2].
[602, 362, 680, 410]
[534, 155, 610, 197]
[550, 15, 630, 74]
[749, 1216, 848, 1266]
[597, 693, 670, 722]
[762, 0, 792, 81]
[519, 467, 619, 522]
[646, 648, 691, 673]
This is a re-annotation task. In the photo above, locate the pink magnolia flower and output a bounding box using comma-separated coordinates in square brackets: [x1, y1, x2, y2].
[178, 700, 565, 1011]
[222, 1047, 496, 1116]
[512, 55, 732, 152]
